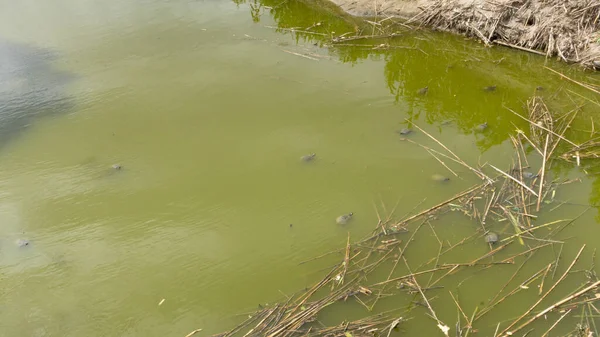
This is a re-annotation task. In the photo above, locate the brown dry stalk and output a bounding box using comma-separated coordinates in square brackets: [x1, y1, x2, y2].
[504, 280, 600, 337]
[482, 257, 534, 317]
[409, 121, 490, 181]
[489, 165, 538, 196]
[398, 183, 488, 226]
[540, 308, 571, 337]
[402, 256, 450, 336]
[341, 233, 351, 284]
[476, 264, 549, 321]
[536, 134, 550, 212]
[545, 67, 600, 95]
[506, 106, 580, 148]
[469, 241, 513, 264]
[184, 329, 203, 337]
[499, 245, 587, 336]
[539, 263, 553, 296]
[449, 291, 470, 328]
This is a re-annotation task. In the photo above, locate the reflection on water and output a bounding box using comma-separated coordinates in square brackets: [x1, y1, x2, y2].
[236, 0, 600, 215]
[0, 0, 598, 336]
[0, 39, 73, 147]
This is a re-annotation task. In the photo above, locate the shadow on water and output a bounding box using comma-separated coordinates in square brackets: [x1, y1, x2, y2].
[0, 39, 74, 147]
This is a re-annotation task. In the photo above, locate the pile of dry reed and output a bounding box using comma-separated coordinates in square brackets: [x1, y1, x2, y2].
[410, 0, 600, 68]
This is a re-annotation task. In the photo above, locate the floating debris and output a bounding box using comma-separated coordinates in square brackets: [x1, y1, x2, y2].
[112, 164, 122, 170]
[483, 85, 497, 92]
[300, 153, 316, 162]
[417, 86, 429, 95]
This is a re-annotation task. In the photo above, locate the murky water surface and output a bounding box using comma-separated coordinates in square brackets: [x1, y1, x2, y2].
[0, 0, 599, 336]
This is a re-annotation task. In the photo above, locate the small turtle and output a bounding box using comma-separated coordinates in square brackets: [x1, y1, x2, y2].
[593, 60, 600, 70]
[112, 164, 122, 170]
[535, 86, 544, 91]
[301, 153, 316, 162]
[484, 232, 499, 244]
[431, 174, 450, 182]
[336, 213, 353, 225]
[397, 128, 413, 135]
[15, 239, 30, 247]
[417, 87, 429, 95]
[522, 171, 538, 179]
[483, 85, 497, 92]
[475, 122, 488, 132]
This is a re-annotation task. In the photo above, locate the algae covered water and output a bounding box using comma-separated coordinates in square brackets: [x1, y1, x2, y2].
[0, 0, 599, 336]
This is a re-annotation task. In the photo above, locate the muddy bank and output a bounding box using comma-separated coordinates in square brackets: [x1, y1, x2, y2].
[327, 0, 600, 69]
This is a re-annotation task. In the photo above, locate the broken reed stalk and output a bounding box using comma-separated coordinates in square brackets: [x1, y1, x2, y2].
[540, 308, 571, 337]
[536, 134, 549, 212]
[510, 135, 531, 228]
[449, 291, 470, 331]
[464, 307, 478, 337]
[402, 256, 450, 337]
[370, 246, 403, 310]
[489, 164, 538, 196]
[298, 247, 344, 265]
[427, 149, 459, 177]
[504, 280, 600, 337]
[500, 219, 568, 243]
[243, 307, 279, 337]
[340, 233, 351, 284]
[538, 263, 553, 296]
[506, 106, 580, 148]
[499, 245, 586, 336]
[184, 329, 203, 337]
[476, 264, 549, 322]
[416, 231, 483, 272]
[548, 107, 579, 160]
[469, 241, 513, 264]
[408, 121, 491, 181]
[402, 137, 478, 176]
[545, 67, 600, 95]
[398, 183, 488, 226]
[500, 207, 525, 245]
[371, 264, 465, 288]
[265, 277, 360, 337]
[425, 222, 444, 287]
[283, 266, 339, 321]
[482, 256, 534, 316]
[515, 129, 543, 156]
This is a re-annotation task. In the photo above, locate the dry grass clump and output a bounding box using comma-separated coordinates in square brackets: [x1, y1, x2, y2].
[413, 0, 600, 68]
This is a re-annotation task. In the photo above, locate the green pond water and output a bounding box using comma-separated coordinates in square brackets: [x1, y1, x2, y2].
[1, 0, 599, 336]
